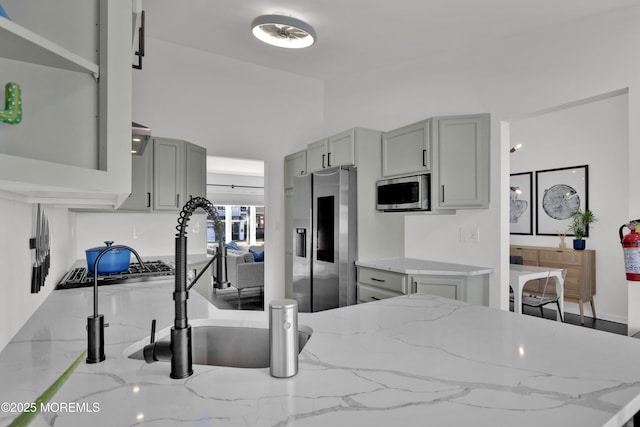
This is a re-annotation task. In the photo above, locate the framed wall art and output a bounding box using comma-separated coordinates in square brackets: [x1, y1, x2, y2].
[510, 172, 533, 235]
[535, 165, 589, 236]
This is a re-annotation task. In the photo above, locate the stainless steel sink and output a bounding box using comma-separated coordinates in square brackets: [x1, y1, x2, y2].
[128, 325, 313, 368]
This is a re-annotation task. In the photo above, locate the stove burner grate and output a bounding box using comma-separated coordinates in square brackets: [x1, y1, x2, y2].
[55, 260, 174, 290]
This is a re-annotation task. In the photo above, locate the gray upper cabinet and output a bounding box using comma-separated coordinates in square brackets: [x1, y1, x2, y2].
[306, 129, 356, 173]
[284, 149, 307, 189]
[433, 114, 490, 209]
[185, 143, 207, 201]
[306, 138, 330, 173]
[381, 114, 490, 210]
[328, 129, 356, 168]
[153, 138, 184, 211]
[151, 137, 207, 212]
[0, 2, 133, 207]
[118, 145, 153, 212]
[382, 120, 431, 177]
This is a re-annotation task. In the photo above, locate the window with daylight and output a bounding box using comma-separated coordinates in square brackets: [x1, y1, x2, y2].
[207, 205, 264, 245]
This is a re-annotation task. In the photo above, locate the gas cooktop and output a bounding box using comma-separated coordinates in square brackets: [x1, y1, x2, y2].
[55, 260, 174, 290]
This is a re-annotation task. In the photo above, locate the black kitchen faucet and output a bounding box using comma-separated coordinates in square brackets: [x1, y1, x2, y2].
[140, 197, 226, 378]
[86, 246, 146, 364]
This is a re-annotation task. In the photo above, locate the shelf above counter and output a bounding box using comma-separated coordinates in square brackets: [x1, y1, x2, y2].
[0, 17, 98, 78]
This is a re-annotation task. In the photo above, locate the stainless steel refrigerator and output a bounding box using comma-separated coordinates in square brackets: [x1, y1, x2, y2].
[292, 167, 357, 312]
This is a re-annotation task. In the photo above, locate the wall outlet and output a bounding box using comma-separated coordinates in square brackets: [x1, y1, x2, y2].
[460, 227, 480, 243]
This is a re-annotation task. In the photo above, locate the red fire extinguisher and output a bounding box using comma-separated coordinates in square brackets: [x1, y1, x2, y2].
[620, 220, 640, 281]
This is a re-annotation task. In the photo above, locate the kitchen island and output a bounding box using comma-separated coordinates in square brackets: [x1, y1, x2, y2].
[1, 277, 640, 426]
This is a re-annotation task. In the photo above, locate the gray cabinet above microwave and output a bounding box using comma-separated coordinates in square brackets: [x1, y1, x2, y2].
[382, 114, 490, 210]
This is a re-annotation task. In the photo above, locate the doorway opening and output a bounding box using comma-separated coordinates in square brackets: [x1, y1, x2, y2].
[197, 156, 265, 311]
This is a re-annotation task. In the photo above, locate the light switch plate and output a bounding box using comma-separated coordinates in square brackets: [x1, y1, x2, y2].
[460, 227, 480, 243]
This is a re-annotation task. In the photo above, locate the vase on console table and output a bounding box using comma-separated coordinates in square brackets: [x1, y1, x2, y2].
[557, 231, 567, 249]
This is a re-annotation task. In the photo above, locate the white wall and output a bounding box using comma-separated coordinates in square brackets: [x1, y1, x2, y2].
[0, 198, 76, 351]
[322, 7, 640, 313]
[206, 172, 264, 206]
[510, 93, 629, 322]
[132, 38, 325, 305]
[75, 212, 207, 259]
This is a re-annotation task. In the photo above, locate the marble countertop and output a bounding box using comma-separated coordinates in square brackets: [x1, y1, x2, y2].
[2, 277, 640, 426]
[356, 257, 494, 276]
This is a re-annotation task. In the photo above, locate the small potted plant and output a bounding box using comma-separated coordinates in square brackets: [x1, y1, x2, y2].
[568, 209, 596, 250]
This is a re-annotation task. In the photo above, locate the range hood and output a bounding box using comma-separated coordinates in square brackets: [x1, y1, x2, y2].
[132, 122, 151, 155]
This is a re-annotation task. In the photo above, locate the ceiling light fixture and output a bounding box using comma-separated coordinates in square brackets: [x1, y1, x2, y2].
[251, 14, 316, 49]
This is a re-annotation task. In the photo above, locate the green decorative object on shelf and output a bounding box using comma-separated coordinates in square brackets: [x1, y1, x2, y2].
[0, 82, 22, 124]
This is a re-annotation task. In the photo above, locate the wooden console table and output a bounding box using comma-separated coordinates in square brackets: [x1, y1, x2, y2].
[510, 245, 596, 324]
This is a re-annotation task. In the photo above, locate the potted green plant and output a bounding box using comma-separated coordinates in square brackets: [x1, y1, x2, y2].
[567, 209, 596, 250]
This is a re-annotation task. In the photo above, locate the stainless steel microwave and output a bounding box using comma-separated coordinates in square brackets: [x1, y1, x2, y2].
[376, 174, 430, 211]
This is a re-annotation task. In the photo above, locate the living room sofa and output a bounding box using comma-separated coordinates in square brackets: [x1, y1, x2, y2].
[209, 242, 264, 297]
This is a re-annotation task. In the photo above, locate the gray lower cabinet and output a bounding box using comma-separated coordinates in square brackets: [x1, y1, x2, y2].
[120, 137, 206, 212]
[411, 274, 489, 305]
[357, 267, 408, 303]
[358, 284, 403, 302]
[357, 266, 489, 306]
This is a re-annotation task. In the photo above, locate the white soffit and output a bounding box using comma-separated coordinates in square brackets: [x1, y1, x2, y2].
[206, 156, 264, 176]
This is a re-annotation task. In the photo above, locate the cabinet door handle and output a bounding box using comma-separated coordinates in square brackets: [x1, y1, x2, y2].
[371, 296, 380, 301]
[132, 10, 145, 70]
[322, 154, 326, 168]
[327, 152, 332, 167]
[441, 185, 445, 203]
[422, 149, 427, 167]
[176, 194, 180, 208]
[371, 277, 385, 283]
[146, 192, 151, 208]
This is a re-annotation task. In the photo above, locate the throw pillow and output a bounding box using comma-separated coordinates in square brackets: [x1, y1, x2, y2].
[225, 240, 240, 251]
[249, 249, 264, 262]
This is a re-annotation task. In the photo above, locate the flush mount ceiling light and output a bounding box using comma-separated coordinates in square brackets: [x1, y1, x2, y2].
[251, 14, 316, 49]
